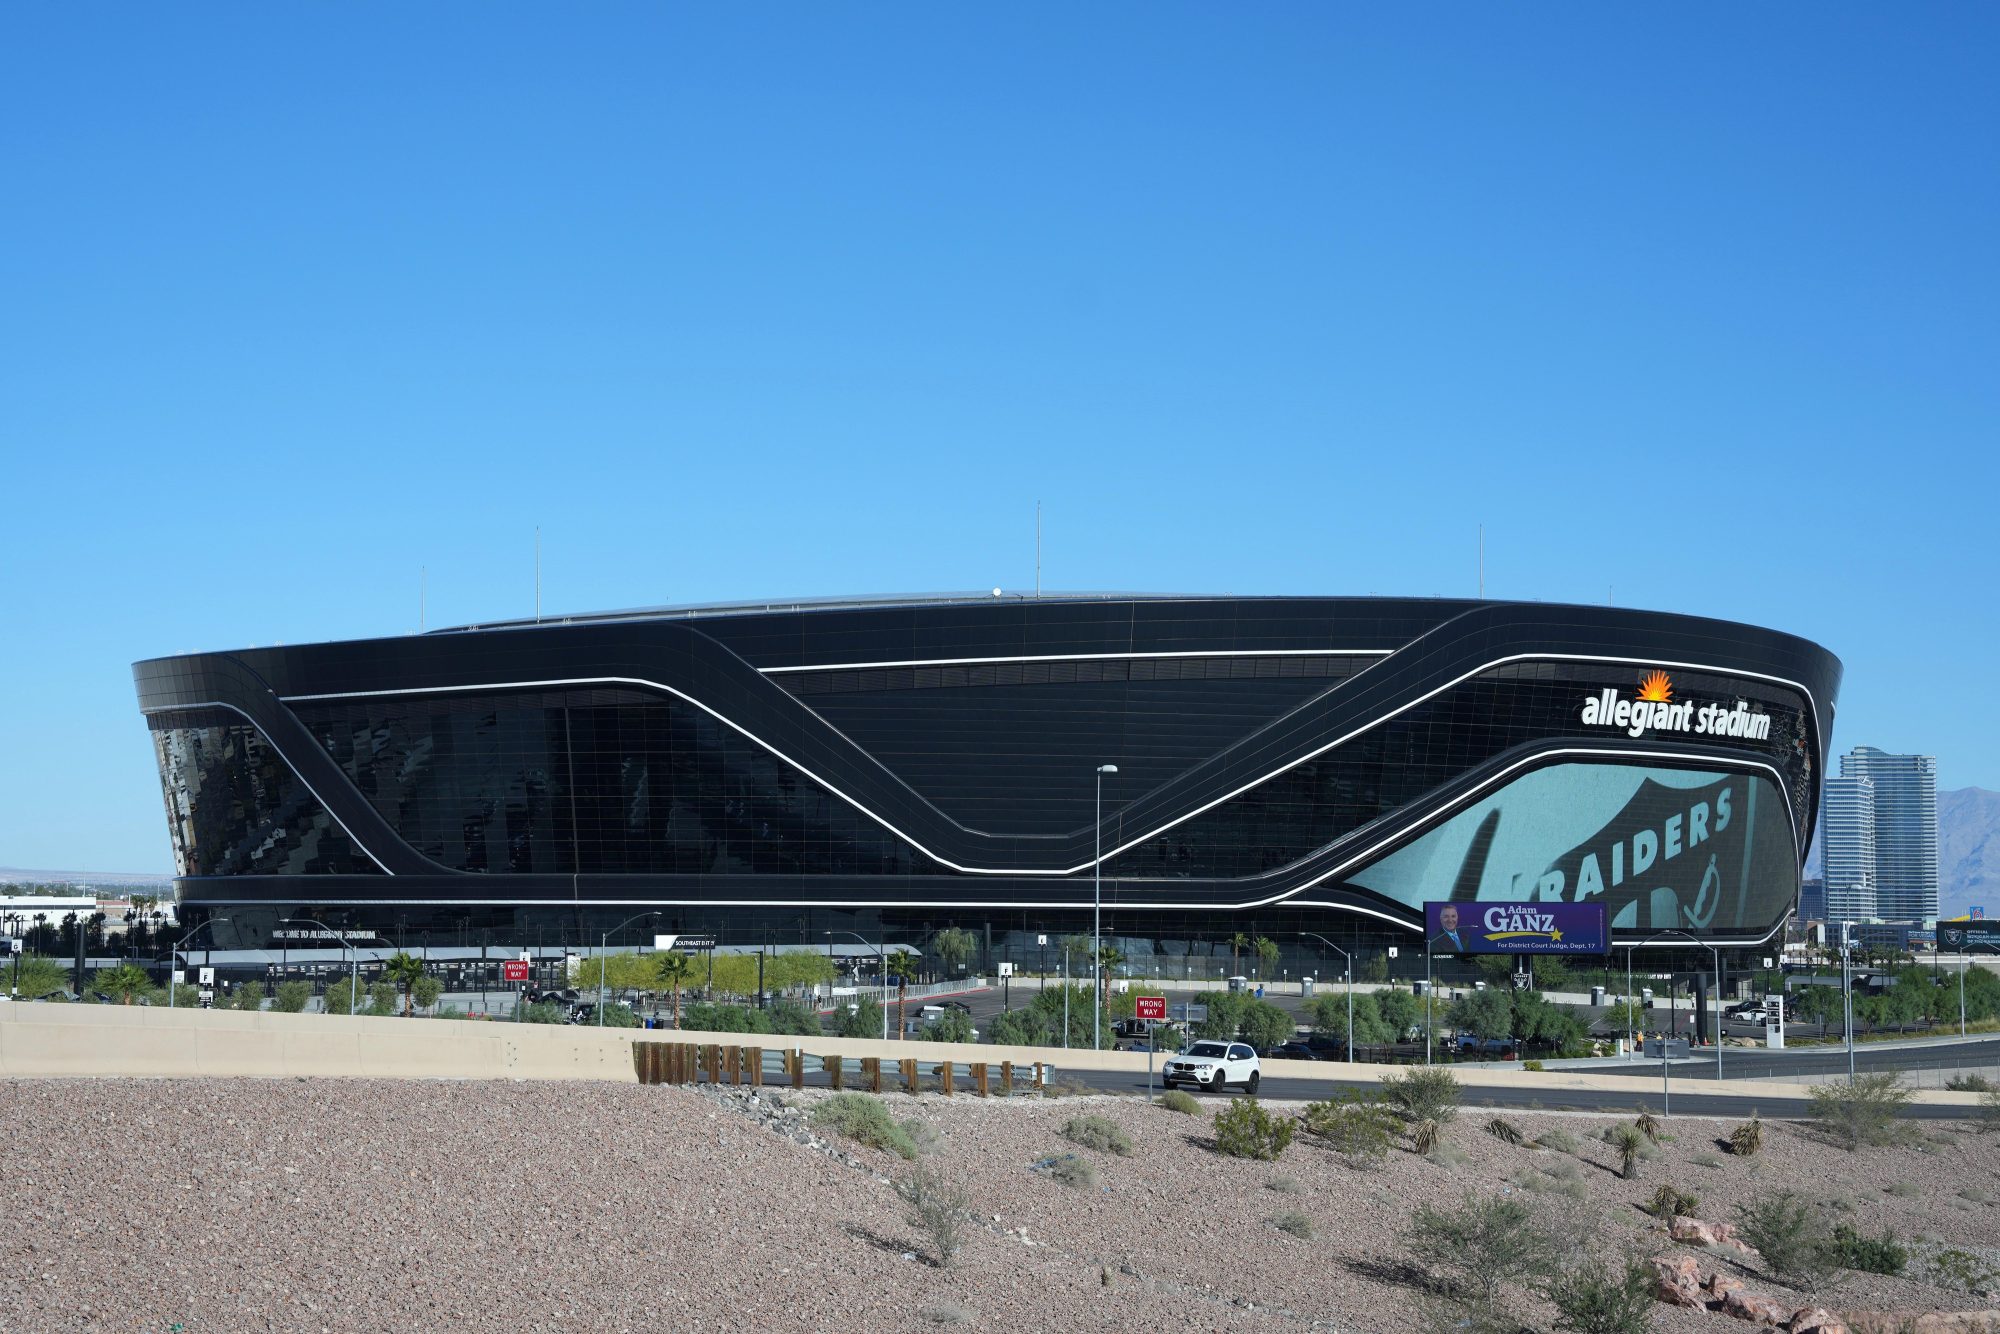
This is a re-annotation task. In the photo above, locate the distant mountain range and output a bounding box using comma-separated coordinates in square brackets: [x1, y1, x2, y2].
[0, 867, 174, 889]
[1804, 786, 2000, 919]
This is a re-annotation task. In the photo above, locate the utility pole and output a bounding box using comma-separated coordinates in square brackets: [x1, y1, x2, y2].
[1035, 501, 1042, 598]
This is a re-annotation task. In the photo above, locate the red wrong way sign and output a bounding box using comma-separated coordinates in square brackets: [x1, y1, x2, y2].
[502, 961, 532, 982]
[1135, 995, 1168, 1022]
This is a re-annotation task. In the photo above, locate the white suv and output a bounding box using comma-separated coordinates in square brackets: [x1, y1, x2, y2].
[1162, 1040, 1261, 1094]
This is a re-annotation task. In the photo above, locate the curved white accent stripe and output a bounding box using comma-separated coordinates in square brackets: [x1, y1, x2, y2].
[275, 653, 1819, 878]
[760, 648, 1392, 674]
[147, 700, 398, 876]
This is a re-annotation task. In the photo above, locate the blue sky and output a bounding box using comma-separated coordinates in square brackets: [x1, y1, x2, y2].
[2, 5, 1995, 874]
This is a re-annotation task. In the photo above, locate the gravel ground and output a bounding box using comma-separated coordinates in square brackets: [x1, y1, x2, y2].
[2, 1078, 1996, 1333]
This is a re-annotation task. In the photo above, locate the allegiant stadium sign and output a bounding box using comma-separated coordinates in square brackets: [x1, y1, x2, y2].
[1580, 671, 1772, 742]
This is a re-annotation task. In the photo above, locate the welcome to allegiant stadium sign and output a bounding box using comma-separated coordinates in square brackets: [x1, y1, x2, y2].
[1580, 671, 1772, 742]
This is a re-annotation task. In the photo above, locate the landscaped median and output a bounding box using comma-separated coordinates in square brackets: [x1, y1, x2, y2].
[0, 1003, 1987, 1111]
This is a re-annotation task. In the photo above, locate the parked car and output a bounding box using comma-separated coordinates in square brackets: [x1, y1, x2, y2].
[1261, 1042, 1321, 1061]
[1162, 1040, 1261, 1093]
[1454, 1036, 1519, 1060]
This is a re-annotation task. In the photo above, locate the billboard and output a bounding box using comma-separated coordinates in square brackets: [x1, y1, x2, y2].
[1425, 901, 1608, 955]
[1340, 762, 1797, 937]
[1940, 922, 2000, 954]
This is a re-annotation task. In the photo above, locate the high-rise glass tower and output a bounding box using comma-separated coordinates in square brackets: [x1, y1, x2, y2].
[1832, 747, 1939, 922]
[1821, 774, 1876, 922]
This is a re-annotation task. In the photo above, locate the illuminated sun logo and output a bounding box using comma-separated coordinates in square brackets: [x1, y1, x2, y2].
[1637, 670, 1673, 703]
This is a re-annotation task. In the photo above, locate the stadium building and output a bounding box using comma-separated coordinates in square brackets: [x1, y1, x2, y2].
[133, 594, 1840, 975]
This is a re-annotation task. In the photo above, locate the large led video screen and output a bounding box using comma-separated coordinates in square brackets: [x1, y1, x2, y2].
[1340, 763, 1798, 938]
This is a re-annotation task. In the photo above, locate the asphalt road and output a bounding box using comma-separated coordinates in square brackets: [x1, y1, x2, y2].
[1589, 1035, 2000, 1082]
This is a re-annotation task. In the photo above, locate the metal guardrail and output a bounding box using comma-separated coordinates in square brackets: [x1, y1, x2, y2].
[630, 1041, 1048, 1097]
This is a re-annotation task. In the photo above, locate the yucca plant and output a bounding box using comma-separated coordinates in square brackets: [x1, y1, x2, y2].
[1484, 1116, 1525, 1146]
[1729, 1115, 1765, 1157]
[1412, 1117, 1443, 1156]
[1608, 1123, 1645, 1180]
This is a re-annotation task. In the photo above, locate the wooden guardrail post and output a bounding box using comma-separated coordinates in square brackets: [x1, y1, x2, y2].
[666, 1044, 680, 1084]
[901, 1058, 919, 1094]
[791, 1048, 806, 1091]
[825, 1053, 844, 1091]
[864, 1057, 881, 1093]
[747, 1047, 763, 1088]
[704, 1044, 720, 1084]
[726, 1045, 741, 1085]
[1000, 1060, 1014, 1095]
[1034, 1061, 1047, 1094]
[938, 1060, 954, 1096]
[972, 1062, 989, 1097]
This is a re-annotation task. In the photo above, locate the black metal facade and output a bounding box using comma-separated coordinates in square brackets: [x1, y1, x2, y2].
[133, 594, 1841, 962]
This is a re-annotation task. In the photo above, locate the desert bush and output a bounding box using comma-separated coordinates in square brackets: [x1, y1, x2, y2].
[1156, 1088, 1201, 1115]
[899, 1118, 943, 1155]
[1735, 1191, 1834, 1285]
[1272, 1211, 1314, 1239]
[1808, 1073, 1913, 1149]
[1606, 1124, 1645, 1180]
[1382, 1067, 1461, 1124]
[1825, 1223, 1907, 1275]
[1427, 1138, 1469, 1168]
[1978, 1087, 2000, 1134]
[1407, 1192, 1562, 1302]
[1534, 1126, 1580, 1154]
[1484, 1116, 1525, 1145]
[518, 1000, 567, 1023]
[1542, 1254, 1656, 1334]
[894, 1161, 971, 1266]
[1945, 1073, 1995, 1092]
[812, 1093, 919, 1160]
[1647, 1183, 1698, 1218]
[1266, 1176, 1301, 1193]
[1521, 1059, 1545, 1072]
[1931, 1249, 2000, 1294]
[1297, 1091, 1396, 1168]
[1884, 1179, 1920, 1199]
[920, 1009, 977, 1044]
[1693, 1151, 1724, 1168]
[1061, 1115, 1133, 1156]
[1728, 1116, 1765, 1156]
[273, 980, 312, 1013]
[1213, 1097, 1294, 1161]
[919, 1302, 974, 1325]
[1044, 1153, 1096, 1188]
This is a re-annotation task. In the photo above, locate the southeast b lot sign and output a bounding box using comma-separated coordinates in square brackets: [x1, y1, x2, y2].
[1425, 901, 1609, 955]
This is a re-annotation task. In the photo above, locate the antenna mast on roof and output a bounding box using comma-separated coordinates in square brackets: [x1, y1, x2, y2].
[1035, 501, 1042, 598]
[535, 527, 542, 624]
[420, 566, 426, 632]
[1477, 524, 1483, 599]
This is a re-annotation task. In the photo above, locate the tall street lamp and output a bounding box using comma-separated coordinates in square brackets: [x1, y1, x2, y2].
[1093, 763, 1118, 1052]
[167, 918, 230, 1009]
[1299, 931, 1353, 1061]
[281, 917, 357, 1013]
[824, 930, 889, 1040]
[598, 912, 661, 1025]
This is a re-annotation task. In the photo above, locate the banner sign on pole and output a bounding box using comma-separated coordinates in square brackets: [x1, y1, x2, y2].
[1424, 901, 1609, 955]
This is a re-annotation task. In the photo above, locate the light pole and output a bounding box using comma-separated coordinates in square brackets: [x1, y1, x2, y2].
[1093, 763, 1118, 1052]
[1841, 920, 1855, 1081]
[281, 917, 356, 1014]
[1625, 945, 1637, 1061]
[167, 918, 230, 1009]
[824, 930, 889, 1040]
[598, 912, 661, 1025]
[1299, 932, 1352, 1062]
[1639, 929, 1723, 1090]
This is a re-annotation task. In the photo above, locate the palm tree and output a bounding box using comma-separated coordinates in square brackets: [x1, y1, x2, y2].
[1230, 932, 1250, 975]
[93, 962, 154, 1005]
[884, 948, 922, 1040]
[381, 951, 426, 1017]
[1254, 936, 1280, 981]
[656, 951, 697, 1028]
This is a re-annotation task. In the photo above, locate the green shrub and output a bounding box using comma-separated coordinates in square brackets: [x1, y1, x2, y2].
[410, 974, 442, 1010]
[1521, 1058, 1544, 1071]
[272, 980, 312, 1013]
[1060, 1115, 1133, 1156]
[1237, 999, 1296, 1050]
[1407, 1192, 1561, 1302]
[1931, 1249, 2000, 1294]
[1272, 1211, 1314, 1239]
[1044, 1152, 1096, 1188]
[920, 1009, 977, 1043]
[764, 998, 822, 1036]
[1156, 1088, 1201, 1115]
[1735, 1191, 1834, 1285]
[1484, 1116, 1524, 1145]
[518, 1000, 567, 1024]
[595, 1002, 640, 1028]
[811, 1093, 919, 1160]
[1978, 1087, 2000, 1134]
[895, 1161, 970, 1266]
[681, 1002, 776, 1035]
[1266, 1176, 1301, 1193]
[1728, 1116, 1765, 1156]
[1808, 1073, 1912, 1149]
[1647, 1183, 1698, 1218]
[1542, 1255, 1656, 1334]
[228, 981, 266, 1011]
[1534, 1126, 1580, 1154]
[1946, 1073, 1995, 1092]
[1297, 1091, 1396, 1168]
[1825, 1223, 1906, 1275]
[1213, 1097, 1295, 1160]
[832, 996, 884, 1039]
[1381, 1067, 1461, 1123]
